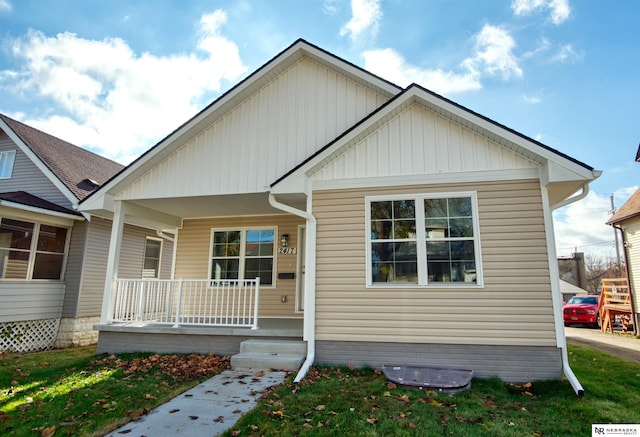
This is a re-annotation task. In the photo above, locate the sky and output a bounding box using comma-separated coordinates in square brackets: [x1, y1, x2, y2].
[0, 0, 637, 261]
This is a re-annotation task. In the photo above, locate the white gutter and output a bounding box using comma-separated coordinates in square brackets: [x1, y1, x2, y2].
[268, 193, 317, 383]
[544, 183, 585, 397]
[551, 183, 590, 211]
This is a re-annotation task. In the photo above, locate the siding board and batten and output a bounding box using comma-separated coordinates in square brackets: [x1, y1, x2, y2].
[117, 58, 389, 201]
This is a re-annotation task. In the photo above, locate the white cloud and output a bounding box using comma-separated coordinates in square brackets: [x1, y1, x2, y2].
[551, 43, 583, 63]
[522, 93, 541, 103]
[553, 187, 637, 259]
[0, 0, 11, 12]
[2, 10, 247, 163]
[512, 0, 571, 25]
[340, 0, 382, 40]
[363, 48, 481, 94]
[462, 24, 522, 80]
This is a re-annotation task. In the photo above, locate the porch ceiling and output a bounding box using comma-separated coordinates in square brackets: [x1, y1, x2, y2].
[128, 192, 306, 221]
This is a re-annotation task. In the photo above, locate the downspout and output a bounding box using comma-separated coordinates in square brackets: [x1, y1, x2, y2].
[547, 183, 588, 396]
[268, 193, 317, 383]
[613, 224, 638, 335]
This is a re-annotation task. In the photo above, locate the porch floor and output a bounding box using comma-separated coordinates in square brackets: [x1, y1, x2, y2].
[94, 318, 303, 338]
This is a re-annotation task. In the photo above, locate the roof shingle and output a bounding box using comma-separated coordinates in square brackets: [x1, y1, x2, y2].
[0, 114, 124, 201]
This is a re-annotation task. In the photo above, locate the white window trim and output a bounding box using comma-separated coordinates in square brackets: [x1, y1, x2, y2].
[365, 191, 483, 288]
[208, 227, 277, 287]
[142, 237, 163, 279]
[0, 150, 16, 179]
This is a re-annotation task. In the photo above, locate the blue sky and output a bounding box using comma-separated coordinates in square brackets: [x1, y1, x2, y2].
[0, 0, 637, 260]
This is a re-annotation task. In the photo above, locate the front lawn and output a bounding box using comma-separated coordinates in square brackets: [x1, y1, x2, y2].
[224, 343, 640, 436]
[2, 343, 638, 436]
[0, 346, 229, 436]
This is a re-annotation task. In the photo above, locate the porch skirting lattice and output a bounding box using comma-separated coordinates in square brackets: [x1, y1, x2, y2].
[0, 318, 60, 353]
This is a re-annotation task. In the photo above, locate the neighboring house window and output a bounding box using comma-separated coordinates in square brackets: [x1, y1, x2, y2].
[0, 151, 16, 179]
[210, 228, 275, 285]
[142, 237, 162, 278]
[367, 193, 481, 286]
[0, 218, 68, 280]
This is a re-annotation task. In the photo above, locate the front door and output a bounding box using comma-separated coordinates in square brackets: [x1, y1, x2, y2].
[296, 226, 305, 312]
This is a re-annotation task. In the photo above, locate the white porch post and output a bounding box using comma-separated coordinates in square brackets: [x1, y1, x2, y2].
[100, 200, 125, 324]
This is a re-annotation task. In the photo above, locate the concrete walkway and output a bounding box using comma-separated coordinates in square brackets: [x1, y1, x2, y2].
[104, 369, 287, 437]
[565, 326, 640, 363]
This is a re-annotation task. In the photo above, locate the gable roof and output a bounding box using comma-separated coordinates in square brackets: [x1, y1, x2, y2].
[0, 113, 124, 202]
[607, 187, 640, 225]
[79, 39, 599, 217]
[80, 39, 401, 209]
[271, 83, 599, 203]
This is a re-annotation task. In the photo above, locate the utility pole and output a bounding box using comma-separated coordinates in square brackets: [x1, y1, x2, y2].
[609, 194, 621, 268]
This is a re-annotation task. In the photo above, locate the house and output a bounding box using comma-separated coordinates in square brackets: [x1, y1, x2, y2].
[607, 184, 640, 333]
[79, 39, 599, 394]
[0, 114, 174, 352]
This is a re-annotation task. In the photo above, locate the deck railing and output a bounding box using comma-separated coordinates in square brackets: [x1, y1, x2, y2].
[110, 278, 260, 329]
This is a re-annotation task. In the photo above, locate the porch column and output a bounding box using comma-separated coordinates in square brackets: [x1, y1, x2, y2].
[100, 199, 125, 324]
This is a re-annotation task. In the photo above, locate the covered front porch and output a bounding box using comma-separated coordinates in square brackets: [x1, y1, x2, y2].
[85, 190, 310, 355]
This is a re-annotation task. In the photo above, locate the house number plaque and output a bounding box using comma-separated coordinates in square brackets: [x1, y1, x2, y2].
[278, 247, 296, 254]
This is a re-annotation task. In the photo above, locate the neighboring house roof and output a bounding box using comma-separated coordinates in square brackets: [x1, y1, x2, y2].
[607, 187, 640, 225]
[0, 191, 81, 217]
[0, 113, 124, 202]
[559, 279, 588, 296]
[636, 143, 640, 162]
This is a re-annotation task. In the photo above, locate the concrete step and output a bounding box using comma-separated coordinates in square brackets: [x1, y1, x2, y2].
[231, 339, 307, 371]
[239, 339, 306, 356]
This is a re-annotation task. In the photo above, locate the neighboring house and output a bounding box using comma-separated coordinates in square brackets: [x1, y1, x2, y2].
[79, 39, 599, 393]
[0, 114, 174, 352]
[607, 186, 640, 332]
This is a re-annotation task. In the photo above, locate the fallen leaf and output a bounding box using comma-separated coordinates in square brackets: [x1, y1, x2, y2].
[315, 405, 326, 411]
[255, 370, 265, 377]
[169, 409, 180, 414]
[41, 426, 56, 437]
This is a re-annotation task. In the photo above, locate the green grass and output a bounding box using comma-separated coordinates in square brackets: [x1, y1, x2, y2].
[224, 343, 640, 436]
[2, 343, 638, 436]
[0, 346, 230, 436]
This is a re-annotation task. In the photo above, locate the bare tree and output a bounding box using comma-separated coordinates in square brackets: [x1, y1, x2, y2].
[584, 253, 626, 293]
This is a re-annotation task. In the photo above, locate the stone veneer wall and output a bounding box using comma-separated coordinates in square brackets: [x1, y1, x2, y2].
[55, 316, 100, 348]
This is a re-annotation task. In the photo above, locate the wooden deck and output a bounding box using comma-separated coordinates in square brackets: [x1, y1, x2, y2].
[599, 278, 633, 333]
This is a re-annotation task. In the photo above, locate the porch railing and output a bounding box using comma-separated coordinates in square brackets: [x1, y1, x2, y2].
[110, 278, 260, 329]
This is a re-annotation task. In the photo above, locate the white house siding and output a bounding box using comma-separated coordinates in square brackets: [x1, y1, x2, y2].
[175, 215, 305, 317]
[623, 220, 640, 326]
[0, 133, 73, 209]
[311, 102, 538, 182]
[312, 179, 556, 347]
[117, 57, 390, 201]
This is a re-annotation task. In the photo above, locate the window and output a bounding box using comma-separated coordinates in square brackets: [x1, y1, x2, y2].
[0, 151, 16, 179]
[367, 193, 481, 286]
[142, 238, 162, 278]
[0, 218, 68, 280]
[210, 228, 275, 285]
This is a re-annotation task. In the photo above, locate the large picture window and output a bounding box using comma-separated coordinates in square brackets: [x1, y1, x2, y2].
[367, 193, 481, 286]
[0, 218, 69, 280]
[210, 228, 275, 285]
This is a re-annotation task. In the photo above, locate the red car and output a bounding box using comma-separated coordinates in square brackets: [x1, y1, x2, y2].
[563, 295, 600, 327]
